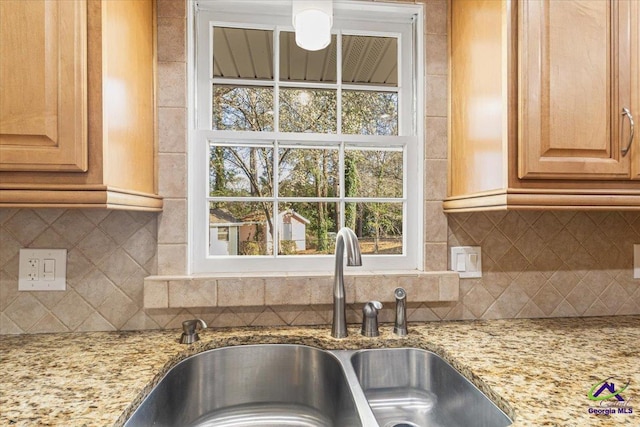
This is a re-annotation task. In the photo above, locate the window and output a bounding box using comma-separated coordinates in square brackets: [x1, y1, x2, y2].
[190, 1, 424, 273]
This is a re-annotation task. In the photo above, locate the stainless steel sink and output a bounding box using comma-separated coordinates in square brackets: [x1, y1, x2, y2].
[348, 348, 512, 427]
[124, 345, 512, 427]
[124, 344, 362, 427]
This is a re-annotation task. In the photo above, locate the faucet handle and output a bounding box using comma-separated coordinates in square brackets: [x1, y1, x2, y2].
[367, 301, 383, 311]
[182, 318, 207, 333]
[361, 301, 383, 337]
[180, 318, 207, 344]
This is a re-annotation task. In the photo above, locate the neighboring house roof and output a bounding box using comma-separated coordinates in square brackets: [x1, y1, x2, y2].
[282, 209, 310, 225]
[240, 209, 310, 225]
[209, 208, 245, 227]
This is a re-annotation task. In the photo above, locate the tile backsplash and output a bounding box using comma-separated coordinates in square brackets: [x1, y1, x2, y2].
[446, 211, 639, 320]
[1, 209, 158, 333]
[2, 208, 638, 334]
[1, 0, 638, 334]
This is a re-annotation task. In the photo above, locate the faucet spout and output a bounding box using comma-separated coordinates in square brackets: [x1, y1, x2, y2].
[332, 227, 362, 338]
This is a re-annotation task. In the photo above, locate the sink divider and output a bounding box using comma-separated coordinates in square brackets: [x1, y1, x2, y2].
[329, 350, 380, 426]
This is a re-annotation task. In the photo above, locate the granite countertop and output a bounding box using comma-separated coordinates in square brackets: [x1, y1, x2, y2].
[1, 316, 638, 427]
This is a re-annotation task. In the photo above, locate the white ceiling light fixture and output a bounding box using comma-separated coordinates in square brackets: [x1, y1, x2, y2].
[292, 0, 333, 51]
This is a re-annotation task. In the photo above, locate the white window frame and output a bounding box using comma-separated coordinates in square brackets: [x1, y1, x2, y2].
[188, 0, 424, 274]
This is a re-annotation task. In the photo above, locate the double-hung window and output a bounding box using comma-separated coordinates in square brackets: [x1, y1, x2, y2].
[190, 0, 424, 273]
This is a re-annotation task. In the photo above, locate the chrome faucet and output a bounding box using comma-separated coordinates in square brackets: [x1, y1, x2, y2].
[332, 227, 362, 338]
[180, 319, 207, 344]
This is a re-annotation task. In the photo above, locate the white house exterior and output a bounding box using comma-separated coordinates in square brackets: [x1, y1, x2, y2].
[208, 208, 243, 256]
[209, 208, 309, 256]
[275, 209, 310, 252]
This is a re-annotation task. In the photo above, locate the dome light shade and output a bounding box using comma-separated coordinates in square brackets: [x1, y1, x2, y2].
[292, 1, 333, 51]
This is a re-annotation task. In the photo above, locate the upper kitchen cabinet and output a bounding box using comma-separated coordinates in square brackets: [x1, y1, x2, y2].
[0, 0, 87, 172]
[520, 0, 634, 180]
[445, 0, 640, 212]
[0, 0, 162, 211]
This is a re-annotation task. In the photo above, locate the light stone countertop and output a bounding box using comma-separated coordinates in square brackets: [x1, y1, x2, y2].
[0, 316, 638, 427]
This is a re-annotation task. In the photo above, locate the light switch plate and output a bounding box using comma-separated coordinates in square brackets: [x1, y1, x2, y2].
[19, 249, 67, 291]
[634, 244, 640, 279]
[450, 246, 482, 278]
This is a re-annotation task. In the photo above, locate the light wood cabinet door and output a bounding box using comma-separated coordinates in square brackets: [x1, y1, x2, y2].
[518, 0, 632, 180]
[0, 0, 87, 171]
[632, 0, 640, 180]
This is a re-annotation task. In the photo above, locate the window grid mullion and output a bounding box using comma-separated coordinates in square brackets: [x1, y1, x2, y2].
[212, 80, 400, 92]
[273, 139, 280, 257]
[207, 24, 214, 130]
[338, 141, 345, 229]
[397, 32, 403, 136]
[337, 31, 344, 229]
[279, 81, 339, 90]
[204, 129, 413, 145]
[206, 197, 406, 203]
[211, 78, 275, 87]
[273, 27, 280, 257]
[271, 196, 278, 258]
[337, 29, 343, 137]
[206, 197, 274, 203]
[273, 27, 280, 133]
[341, 84, 399, 93]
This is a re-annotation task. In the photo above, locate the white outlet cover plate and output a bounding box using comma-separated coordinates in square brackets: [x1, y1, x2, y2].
[19, 249, 67, 291]
[634, 244, 640, 279]
[450, 246, 482, 278]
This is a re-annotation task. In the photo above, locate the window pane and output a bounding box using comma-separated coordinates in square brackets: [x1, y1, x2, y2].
[209, 202, 275, 256]
[278, 147, 339, 197]
[209, 145, 273, 197]
[342, 35, 397, 86]
[345, 202, 403, 255]
[342, 91, 398, 135]
[213, 27, 273, 79]
[279, 31, 337, 83]
[279, 89, 337, 133]
[279, 202, 339, 255]
[345, 148, 403, 198]
[213, 85, 274, 131]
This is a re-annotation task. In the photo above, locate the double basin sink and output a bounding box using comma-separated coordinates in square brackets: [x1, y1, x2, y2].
[124, 345, 512, 427]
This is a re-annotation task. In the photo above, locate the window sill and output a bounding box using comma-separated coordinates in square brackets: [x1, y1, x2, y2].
[143, 271, 459, 309]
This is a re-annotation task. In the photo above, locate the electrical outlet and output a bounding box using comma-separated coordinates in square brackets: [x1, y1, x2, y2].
[634, 245, 640, 279]
[26, 258, 39, 281]
[450, 246, 482, 278]
[19, 249, 67, 291]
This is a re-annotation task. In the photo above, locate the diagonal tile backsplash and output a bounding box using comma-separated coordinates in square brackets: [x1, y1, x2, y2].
[441, 211, 640, 320]
[2, 208, 638, 335]
[1, 209, 159, 333]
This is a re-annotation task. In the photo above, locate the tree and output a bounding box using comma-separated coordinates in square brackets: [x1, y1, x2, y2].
[213, 86, 273, 131]
[212, 86, 276, 247]
[341, 91, 398, 135]
[211, 84, 402, 255]
[344, 153, 359, 231]
[279, 147, 338, 253]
